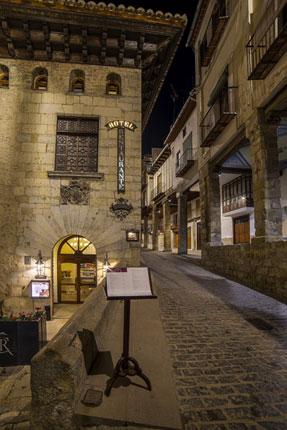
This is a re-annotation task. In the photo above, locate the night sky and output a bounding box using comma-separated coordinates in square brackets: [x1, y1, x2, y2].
[111, 0, 198, 154]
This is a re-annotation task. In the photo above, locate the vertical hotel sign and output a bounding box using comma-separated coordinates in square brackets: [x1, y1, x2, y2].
[105, 120, 137, 193]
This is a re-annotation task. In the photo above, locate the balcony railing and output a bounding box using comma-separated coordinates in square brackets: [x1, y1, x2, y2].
[200, 87, 237, 147]
[200, 0, 230, 67]
[222, 175, 253, 214]
[151, 183, 165, 201]
[247, 1, 287, 80]
[175, 148, 196, 177]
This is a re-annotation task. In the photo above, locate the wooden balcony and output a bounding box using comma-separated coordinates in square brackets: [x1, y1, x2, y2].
[175, 148, 196, 177]
[200, 88, 236, 147]
[247, 2, 287, 80]
[222, 175, 253, 214]
[151, 183, 165, 202]
[200, 1, 229, 67]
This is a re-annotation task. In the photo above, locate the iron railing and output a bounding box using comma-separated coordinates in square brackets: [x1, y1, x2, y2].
[150, 182, 165, 200]
[175, 148, 196, 177]
[200, 87, 237, 147]
[200, 0, 238, 66]
[222, 175, 253, 214]
[247, 0, 287, 79]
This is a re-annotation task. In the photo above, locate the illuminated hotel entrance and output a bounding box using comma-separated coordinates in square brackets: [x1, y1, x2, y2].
[57, 236, 96, 303]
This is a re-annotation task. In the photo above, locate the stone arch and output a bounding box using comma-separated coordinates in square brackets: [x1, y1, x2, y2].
[70, 69, 85, 93]
[52, 234, 97, 303]
[0, 64, 9, 88]
[32, 67, 48, 90]
[106, 72, 121, 95]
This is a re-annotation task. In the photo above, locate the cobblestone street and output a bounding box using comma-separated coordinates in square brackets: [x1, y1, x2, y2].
[142, 251, 287, 430]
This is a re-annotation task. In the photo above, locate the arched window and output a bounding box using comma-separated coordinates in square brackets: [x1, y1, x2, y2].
[32, 67, 48, 91]
[0, 65, 9, 88]
[70, 69, 85, 93]
[106, 73, 121, 95]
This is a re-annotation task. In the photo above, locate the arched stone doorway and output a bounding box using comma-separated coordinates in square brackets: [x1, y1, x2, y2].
[57, 235, 97, 303]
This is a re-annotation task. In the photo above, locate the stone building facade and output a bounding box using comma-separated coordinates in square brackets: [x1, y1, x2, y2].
[142, 95, 201, 256]
[0, 0, 186, 311]
[188, 0, 287, 302]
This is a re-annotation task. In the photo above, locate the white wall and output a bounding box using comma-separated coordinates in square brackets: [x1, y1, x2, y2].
[220, 173, 255, 243]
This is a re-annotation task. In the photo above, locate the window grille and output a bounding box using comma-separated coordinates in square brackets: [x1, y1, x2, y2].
[55, 117, 99, 173]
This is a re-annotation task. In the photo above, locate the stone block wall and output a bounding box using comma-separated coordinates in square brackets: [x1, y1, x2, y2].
[31, 286, 118, 430]
[0, 58, 142, 305]
[202, 241, 287, 304]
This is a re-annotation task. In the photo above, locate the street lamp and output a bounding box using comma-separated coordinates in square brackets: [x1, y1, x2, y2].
[103, 252, 111, 273]
[35, 250, 46, 279]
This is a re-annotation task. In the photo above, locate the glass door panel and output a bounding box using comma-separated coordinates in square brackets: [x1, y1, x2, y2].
[60, 262, 77, 302]
[79, 262, 96, 302]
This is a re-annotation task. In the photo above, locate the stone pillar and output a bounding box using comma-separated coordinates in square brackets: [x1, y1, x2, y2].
[152, 205, 158, 250]
[163, 201, 171, 251]
[178, 193, 187, 255]
[200, 164, 221, 247]
[248, 109, 282, 240]
[143, 215, 148, 248]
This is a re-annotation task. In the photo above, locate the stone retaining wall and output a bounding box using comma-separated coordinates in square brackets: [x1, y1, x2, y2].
[202, 240, 287, 304]
[30, 286, 116, 430]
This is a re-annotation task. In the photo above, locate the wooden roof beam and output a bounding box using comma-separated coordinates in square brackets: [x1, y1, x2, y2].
[118, 31, 125, 66]
[1, 20, 15, 57]
[43, 24, 52, 60]
[100, 29, 107, 65]
[135, 34, 144, 67]
[63, 25, 70, 61]
[82, 28, 88, 63]
[23, 22, 33, 58]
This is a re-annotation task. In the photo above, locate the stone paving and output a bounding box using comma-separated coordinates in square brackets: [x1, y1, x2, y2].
[142, 251, 287, 430]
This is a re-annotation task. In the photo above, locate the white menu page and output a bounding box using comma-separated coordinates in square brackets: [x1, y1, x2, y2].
[106, 267, 152, 298]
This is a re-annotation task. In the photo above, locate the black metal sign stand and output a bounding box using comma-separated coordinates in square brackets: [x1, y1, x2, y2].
[105, 299, 151, 396]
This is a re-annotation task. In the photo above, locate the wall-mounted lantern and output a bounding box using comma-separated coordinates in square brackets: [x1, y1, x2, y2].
[126, 229, 140, 242]
[35, 250, 46, 279]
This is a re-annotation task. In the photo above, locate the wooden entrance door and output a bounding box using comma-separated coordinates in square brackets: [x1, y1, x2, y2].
[58, 255, 96, 303]
[233, 215, 250, 244]
[58, 236, 97, 304]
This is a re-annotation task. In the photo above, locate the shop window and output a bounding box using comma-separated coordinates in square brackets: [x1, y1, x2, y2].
[32, 67, 48, 91]
[70, 69, 85, 93]
[55, 116, 99, 173]
[0, 65, 9, 88]
[106, 73, 121, 95]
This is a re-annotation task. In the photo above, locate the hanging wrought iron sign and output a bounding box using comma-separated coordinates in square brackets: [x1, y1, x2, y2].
[106, 120, 137, 193]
